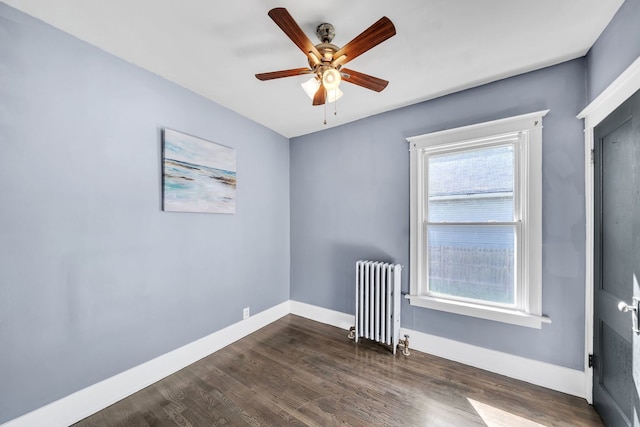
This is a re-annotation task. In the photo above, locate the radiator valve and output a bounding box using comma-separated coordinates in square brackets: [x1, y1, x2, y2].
[348, 326, 356, 340]
[398, 334, 410, 356]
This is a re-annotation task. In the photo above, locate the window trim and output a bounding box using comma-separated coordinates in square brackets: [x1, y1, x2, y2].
[407, 111, 551, 329]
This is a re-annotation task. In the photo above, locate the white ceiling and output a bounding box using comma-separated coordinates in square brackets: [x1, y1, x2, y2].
[4, 0, 624, 138]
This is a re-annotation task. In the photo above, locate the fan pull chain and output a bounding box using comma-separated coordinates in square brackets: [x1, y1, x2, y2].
[334, 89, 338, 116]
[323, 90, 327, 125]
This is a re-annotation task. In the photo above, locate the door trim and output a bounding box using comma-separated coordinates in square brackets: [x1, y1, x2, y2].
[577, 54, 640, 404]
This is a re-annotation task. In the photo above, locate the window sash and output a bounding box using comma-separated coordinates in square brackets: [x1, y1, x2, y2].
[421, 137, 524, 310]
[423, 221, 521, 309]
[426, 144, 516, 224]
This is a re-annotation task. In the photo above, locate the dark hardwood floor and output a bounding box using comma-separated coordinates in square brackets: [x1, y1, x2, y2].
[74, 315, 603, 426]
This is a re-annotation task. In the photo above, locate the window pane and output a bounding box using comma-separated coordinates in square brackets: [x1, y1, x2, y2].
[428, 146, 514, 222]
[427, 225, 515, 305]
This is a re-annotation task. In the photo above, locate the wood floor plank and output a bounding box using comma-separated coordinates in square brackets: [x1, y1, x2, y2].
[73, 315, 603, 426]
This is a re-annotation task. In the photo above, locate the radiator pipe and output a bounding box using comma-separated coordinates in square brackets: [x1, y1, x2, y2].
[348, 326, 356, 340]
[398, 334, 410, 356]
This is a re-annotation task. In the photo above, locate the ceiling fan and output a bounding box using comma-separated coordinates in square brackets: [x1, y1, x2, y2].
[255, 8, 396, 106]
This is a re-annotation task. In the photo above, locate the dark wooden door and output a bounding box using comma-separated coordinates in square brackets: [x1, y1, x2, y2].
[593, 88, 640, 427]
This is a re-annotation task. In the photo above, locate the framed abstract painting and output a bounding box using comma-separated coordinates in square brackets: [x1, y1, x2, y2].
[162, 129, 236, 214]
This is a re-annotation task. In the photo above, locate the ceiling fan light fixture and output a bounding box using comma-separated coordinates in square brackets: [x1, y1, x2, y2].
[327, 87, 343, 103]
[301, 77, 320, 99]
[257, 8, 396, 109]
[301, 77, 343, 103]
[322, 68, 341, 90]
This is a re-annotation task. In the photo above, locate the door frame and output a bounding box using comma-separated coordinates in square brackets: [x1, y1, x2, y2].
[578, 55, 640, 404]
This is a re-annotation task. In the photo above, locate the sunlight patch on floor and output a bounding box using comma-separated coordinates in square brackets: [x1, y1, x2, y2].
[468, 398, 548, 427]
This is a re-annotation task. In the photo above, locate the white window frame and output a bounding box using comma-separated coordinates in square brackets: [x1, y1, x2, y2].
[407, 111, 551, 329]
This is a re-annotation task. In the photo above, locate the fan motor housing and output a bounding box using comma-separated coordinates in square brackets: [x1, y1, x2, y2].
[308, 42, 340, 69]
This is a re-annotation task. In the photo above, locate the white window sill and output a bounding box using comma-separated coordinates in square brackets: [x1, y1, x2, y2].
[405, 294, 551, 329]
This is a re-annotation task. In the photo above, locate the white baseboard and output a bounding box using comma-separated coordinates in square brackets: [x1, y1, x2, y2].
[399, 327, 586, 398]
[1, 301, 290, 427]
[290, 301, 586, 399]
[290, 300, 354, 330]
[3, 300, 587, 426]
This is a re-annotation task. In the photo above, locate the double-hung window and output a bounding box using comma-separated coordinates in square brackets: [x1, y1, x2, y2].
[407, 111, 550, 328]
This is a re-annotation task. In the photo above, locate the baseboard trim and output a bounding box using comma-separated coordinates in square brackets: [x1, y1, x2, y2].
[1, 301, 290, 427]
[400, 327, 586, 398]
[290, 300, 354, 330]
[290, 301, 586, 399]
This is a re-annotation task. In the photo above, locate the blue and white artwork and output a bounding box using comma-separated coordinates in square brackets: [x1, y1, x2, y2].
[162, 129, 236, 213]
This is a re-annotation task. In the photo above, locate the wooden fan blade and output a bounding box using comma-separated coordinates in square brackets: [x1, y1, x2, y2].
[333, 17, 396, 66]
[341, 68, 389, 92]
[268, 8, 322, 61]
[312, 84, 326, 106]
[255, 68, 311, 81]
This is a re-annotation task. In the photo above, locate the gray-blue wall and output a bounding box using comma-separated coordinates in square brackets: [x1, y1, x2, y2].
[3, 0, 640, 423]
[0, 4, 290, 423]
[291, 59, 588, 370]
[587, 0, 640, 102]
